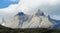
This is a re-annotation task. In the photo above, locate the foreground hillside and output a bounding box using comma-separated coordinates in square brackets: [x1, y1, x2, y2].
[0, 25, 60, 33]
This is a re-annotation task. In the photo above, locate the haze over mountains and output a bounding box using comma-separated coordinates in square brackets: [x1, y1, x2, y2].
[1, 9, 60, 29]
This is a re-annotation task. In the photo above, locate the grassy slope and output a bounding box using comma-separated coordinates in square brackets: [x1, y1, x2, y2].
[0, 25, 60, 33]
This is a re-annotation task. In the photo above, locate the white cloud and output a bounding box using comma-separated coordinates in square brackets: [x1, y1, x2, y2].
[0, 0, 60, 20]
[0, 0, 20, 16]
[16, 0, 60, 15]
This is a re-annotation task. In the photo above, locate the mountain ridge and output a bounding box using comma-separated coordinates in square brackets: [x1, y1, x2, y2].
[1, 9, 60, 29]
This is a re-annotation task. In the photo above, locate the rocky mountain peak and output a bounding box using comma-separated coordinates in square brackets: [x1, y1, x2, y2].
[17, 12, 25, 16]
[35, 9, 45, 16]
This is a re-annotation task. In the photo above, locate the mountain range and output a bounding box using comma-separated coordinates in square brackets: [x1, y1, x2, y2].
[1, 9, 60, 29]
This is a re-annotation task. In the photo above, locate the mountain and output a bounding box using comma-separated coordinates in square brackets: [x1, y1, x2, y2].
[2, 9, 60, 29]
[1, 12, 30, 28]
[48, 15, 60, 29]
[48, 15, 60, 24]
[16, 12, 30, 28]
[35, 9, 45, 16]
[21, 9, 53, 28]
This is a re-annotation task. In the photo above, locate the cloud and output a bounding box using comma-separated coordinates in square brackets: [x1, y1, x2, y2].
[16, 0, 60, 15]
[0, 0, 20, 16]
[0, 0, 60, 20]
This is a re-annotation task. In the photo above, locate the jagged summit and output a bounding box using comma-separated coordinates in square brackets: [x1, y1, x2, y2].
[17, 12, 25, 16]
[35, 9, 45, 16]
[16, 12, 29, 22]
[15, 12, 30, 27]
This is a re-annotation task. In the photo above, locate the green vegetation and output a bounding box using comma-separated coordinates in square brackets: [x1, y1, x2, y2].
[0, 25, 60, 33]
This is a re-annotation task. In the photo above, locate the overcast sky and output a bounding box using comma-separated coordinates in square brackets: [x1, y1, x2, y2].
[0, 0, 60, 22]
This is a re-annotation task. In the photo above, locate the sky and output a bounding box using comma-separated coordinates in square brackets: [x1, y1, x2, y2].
[0, 0, 19, 8]
[0, 0, 60, 22]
